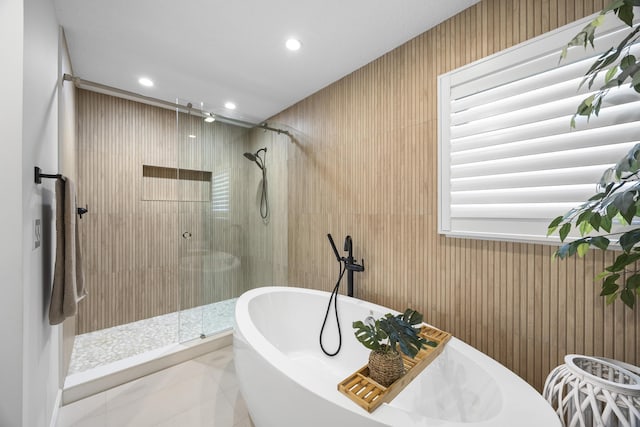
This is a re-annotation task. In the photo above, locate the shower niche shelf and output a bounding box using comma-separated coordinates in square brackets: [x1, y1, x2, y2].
[142, 164, 212, 202]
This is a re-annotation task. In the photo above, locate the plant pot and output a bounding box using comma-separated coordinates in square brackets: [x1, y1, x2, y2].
[368, 349, 405, 387]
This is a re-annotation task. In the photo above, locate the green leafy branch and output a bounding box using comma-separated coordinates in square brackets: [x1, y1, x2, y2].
[549, 143, 640, 308]
[352, 309, 436, 358]
[549, 1, 640, 309]
[561, 0, 640, 127]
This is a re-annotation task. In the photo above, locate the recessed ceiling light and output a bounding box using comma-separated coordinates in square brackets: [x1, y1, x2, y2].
[224, 102, 236, 110]
[138, 77, 154, 87]
[286, 38, 302, 51]
[204, 114, 215, 123]
[188, 134, 196, 139]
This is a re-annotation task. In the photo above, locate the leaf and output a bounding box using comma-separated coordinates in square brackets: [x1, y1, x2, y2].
[401, 308, 423, 326]
[600, 215, 613, 232]
[559, 223, 571, 242]
[616, 3, 635, 26]
[577, 242, 590, 257]
[632, 71, 640, 88]
[606, 293, 618, 305]
[554, 243, 570, 259]
[590, 236, 610, 250]
[607, 254, 629, 272]
[619, 228, 640, 252]
[613, 191, 637, 224]
[614, 62, 640, 87]
[621, 54, 637, 70]
[617, 212, 630, 225]
[579, 220, 593, 236]
[576, 210, 592, 225]
[626, 274, 640, 289]
[622, 204, 637, 224]
[547, 215, 564, 236]
[600, 282, 619, 296]
[594, 96, 604, 116]
[604, 273, 621, 286]
[353, 320, 383, 351]
[605, 65, 619, 83]
[621, 288, 635, 308]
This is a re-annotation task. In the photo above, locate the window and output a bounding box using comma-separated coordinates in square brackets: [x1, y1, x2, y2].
[211, 170, 230, 219]
[438, 13, 640, 243]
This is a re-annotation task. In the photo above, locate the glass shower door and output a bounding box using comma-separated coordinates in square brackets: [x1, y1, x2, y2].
[177, 102, 210, 342]
[199, 114, 248, 336]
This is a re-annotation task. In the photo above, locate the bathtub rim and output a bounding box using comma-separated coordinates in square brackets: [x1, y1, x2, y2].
[234, 285, 561, 426]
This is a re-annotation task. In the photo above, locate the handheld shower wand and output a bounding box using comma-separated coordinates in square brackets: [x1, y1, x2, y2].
[243, 148, 269, 221]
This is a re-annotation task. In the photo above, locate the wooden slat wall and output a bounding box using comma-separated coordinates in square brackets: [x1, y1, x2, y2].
[77, 90, 178, 333]
[246, 129, 290, 286]
[275, 0, 639, 391]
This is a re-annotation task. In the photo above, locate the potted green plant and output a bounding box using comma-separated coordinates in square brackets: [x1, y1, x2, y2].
[549, 0, 640, 309]
[352, 309, 437, 387]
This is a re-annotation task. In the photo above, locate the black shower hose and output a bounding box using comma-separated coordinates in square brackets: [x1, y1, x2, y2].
[319, 261, 346, 356]
[260, 168, 269, 220]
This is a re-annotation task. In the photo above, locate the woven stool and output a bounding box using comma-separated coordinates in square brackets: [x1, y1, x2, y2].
[543, 355, 640, 427]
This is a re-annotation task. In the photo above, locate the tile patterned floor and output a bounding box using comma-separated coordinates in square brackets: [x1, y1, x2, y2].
[70, 299, 237, 374]
[58, 346, 254, 427]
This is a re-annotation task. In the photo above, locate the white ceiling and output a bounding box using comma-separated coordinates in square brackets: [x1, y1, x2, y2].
[53, 0, 479, 124]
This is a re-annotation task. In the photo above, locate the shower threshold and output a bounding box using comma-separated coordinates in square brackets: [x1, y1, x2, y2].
[63, 330, 232, 405]
[63, 298, 237, 405]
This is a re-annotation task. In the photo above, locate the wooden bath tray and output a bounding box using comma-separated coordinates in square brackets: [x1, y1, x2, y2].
[337, 326, 452, 413]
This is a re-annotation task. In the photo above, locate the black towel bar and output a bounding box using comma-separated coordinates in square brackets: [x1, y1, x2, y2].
[34, 167, 89, 218]
[34, 166, 62, 184]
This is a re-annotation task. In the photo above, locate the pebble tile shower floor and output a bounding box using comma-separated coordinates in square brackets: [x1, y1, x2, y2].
[69, 299, 237, 374]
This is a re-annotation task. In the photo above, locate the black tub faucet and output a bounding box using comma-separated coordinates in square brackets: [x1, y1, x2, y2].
[343, 236, 365, 297]
[327, 234, 365, 297]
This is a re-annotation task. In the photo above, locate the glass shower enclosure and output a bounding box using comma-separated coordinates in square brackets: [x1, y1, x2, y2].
[70, 90, 280, 375]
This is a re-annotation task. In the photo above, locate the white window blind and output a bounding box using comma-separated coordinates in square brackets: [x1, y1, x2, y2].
[438, 12, 640, 243]
[212, 170, 230, 219]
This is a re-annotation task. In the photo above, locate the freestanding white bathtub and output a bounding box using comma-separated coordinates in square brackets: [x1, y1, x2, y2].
[233, 286, 561, 427]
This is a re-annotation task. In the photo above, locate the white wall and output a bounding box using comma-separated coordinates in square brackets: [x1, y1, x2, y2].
[22, 0, 63, 423]
[1, 0, 64, 425]
[0, 0, 26, 425]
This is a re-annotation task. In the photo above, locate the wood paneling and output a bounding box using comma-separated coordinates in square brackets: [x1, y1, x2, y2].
[276, 0, 639, 391]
